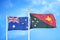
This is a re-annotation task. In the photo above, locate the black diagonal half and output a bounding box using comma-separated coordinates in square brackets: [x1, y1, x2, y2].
[30, 14, 54, 28]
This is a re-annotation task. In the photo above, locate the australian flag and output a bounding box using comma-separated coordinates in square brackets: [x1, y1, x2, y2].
[8, 16, 28, 31]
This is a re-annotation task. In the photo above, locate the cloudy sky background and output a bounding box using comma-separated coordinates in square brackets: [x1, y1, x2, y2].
[0, 0, 60, 40]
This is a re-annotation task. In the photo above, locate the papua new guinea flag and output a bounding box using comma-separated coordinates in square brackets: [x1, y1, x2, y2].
[8, 16, 28, 31]
[30, 13, 56, 28]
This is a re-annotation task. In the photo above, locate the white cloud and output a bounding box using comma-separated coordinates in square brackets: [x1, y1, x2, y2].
[9, 8, 29, 17]
[30, 1, 60, 14]
[9, 0, 60, 17]
[57, 0, 60, 2]
[31, 0, 41, 5]
[42, 0, 47, 5]
[30, 0, 48, 6]
[48, 2, 60, 16]
[27, 0, 50, 13]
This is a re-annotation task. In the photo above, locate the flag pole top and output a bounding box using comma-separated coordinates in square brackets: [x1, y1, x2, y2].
[27, 8, 30, 12]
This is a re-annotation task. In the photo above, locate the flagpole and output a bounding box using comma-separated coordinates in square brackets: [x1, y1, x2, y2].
[28, 8, 30, 40]
[6, 12, 8, 40]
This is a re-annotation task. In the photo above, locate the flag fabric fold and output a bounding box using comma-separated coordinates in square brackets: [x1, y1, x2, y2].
[30, 13, 56, 28]
[8, 16, 28, 31]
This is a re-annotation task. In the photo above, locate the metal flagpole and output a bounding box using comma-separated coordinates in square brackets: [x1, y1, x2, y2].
[6, 12, 8, 40]
[28, 8, 30, 40]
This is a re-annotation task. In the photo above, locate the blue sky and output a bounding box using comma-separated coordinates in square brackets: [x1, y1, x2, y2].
[0, 0, 60, 40]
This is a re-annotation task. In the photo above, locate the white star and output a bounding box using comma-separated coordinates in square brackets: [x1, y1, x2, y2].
[22, 23, 24, 24]
[25, 19, 27, 21]
[34, 24, 36, 27]
[36, 21, 39, 23]
[12, 25, 15, 28]
[32, 20, 34, 23]
[34, 18, 36, 20]
[42, 1, 47, 5]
